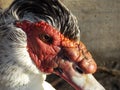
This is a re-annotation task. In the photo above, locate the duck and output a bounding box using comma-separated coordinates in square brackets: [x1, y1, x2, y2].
[0, 0, 105, 90]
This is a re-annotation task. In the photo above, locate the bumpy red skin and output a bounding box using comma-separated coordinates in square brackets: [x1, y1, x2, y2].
[15, 20, 97, 74]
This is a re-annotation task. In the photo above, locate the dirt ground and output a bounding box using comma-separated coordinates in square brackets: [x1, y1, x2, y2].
[0, 0, 120, 90]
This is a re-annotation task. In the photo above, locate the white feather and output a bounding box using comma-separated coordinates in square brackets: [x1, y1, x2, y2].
[0, 24, 55, 90]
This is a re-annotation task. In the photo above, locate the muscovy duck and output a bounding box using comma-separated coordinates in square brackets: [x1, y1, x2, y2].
[0, 0, 105, 90]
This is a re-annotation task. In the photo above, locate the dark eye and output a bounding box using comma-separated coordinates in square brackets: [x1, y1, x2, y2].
[39, 34, 53, 44]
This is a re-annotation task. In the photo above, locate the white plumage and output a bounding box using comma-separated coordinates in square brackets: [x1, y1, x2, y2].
[0, 25, 55, 90]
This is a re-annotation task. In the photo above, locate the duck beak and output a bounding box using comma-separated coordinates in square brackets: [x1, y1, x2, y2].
[54, 39, 105, 90]
[54, 62, 105, 90]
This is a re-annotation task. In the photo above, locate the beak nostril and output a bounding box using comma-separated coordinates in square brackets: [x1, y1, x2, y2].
[73, 65, 83, 74]
[76, 67, 83, 74]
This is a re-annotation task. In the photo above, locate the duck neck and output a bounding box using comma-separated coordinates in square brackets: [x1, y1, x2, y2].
[0, 26, 46, 90]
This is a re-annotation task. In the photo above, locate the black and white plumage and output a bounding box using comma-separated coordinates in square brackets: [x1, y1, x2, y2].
[1, 0, 80, 40]
[0, 0, 105, 90]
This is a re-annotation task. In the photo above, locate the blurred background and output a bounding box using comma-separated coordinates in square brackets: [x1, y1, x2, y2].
[0, 0, 120, 90]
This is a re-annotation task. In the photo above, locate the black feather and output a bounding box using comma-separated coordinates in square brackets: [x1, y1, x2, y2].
[2, 0, 80, 40]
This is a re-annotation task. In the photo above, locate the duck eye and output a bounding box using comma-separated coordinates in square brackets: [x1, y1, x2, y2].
[39, 34, 53, 44]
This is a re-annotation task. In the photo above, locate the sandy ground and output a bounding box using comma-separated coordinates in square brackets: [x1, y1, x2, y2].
[0, 0, 120, 90]
[0, 0, 13, 9]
